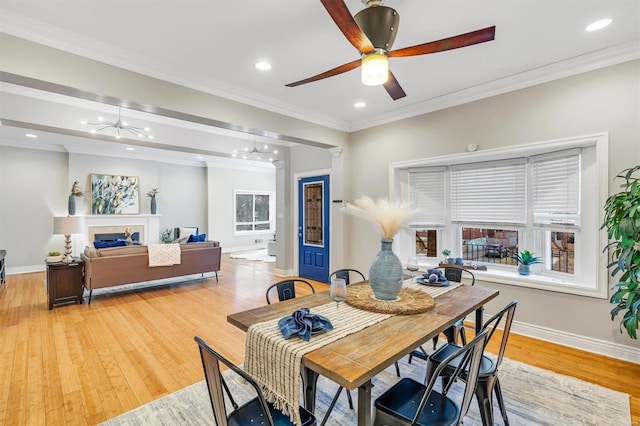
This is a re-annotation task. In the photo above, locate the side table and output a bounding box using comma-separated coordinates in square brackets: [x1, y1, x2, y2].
[46, 257, 84, 310]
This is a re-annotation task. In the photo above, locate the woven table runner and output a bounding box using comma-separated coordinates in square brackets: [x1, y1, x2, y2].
[245, 280, 463, 425]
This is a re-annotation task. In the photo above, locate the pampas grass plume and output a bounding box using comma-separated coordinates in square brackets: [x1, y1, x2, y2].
[342, 196, 420, 239]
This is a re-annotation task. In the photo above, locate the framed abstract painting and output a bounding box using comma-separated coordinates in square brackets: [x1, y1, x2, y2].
[90, 174, 140, 214]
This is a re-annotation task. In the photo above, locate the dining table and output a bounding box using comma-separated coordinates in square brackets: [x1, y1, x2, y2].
[227, 281, 499, 426]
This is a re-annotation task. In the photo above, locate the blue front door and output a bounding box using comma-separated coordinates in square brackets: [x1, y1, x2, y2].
[298, 175, 330, 283]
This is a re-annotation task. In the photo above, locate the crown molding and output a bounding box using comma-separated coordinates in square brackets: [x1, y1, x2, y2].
[2, 8, 638, 134]
[0, 9, 351, 132]
[350, 41, 640, 131]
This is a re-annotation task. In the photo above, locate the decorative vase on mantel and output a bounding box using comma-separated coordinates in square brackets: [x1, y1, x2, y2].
[150, 197, 157, 215]
[68, 195, 76, 215]
[369, 238, 404, 301]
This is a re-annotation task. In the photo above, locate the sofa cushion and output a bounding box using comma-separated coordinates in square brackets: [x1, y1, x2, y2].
[84, 246, 100, 258]
[94, 240, 127, 249]
[179, 227, 198, 238]
[180, 241, 219, 250]
[97, 245, 149, 257]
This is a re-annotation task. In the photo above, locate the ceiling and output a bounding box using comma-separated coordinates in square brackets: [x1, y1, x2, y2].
[0, 0, 638, 165]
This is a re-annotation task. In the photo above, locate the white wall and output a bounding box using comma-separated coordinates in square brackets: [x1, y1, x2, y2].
[346, 60, 640, 358]
[207, 164, 276, 250]
[158, 162, 207, 237]
[0, 146, 68, 269]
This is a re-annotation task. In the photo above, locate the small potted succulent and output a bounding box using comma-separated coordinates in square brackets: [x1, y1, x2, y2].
[441, 249, 453, 264]
[512, 250, 542, 275]
[46, 251, 63, 263]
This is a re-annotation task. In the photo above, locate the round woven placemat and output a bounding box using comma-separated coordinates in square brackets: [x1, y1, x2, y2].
[345, 285, 434, 315]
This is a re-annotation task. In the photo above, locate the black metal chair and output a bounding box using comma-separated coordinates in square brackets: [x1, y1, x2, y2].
[194, 336, 316, 426]
[328, 268, 366, 285]
[425, 300, 518, 426]
[408, 266, 476, 364]
[265, 278, 353, 425]
[373, 329, 488, 426]
[265, 279, 316, 304]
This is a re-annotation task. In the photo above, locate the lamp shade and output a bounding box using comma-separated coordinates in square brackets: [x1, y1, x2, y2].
[53, 216, 84, 235]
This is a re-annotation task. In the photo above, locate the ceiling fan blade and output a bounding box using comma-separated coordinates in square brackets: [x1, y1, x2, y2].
[286, 59, 361, 87]
[383, 71, 406, 100]
[320, 0, 374, 53]
[388, 26, 496, 58]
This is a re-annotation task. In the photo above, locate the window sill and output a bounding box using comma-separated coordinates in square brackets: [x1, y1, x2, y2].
[424, 263, 606, 299]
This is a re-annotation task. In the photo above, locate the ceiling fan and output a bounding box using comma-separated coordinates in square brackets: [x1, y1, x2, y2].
[286, 0, 496, 100]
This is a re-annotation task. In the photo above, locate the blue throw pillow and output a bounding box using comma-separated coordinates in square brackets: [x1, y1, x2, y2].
[187, 233, 207, 243]
[94, 240, 127, 249]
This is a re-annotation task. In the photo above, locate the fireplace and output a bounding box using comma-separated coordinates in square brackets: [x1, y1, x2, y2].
[75, 215, 160, 254]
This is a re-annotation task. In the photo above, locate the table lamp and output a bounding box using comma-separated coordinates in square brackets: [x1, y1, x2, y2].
[52, 216, 84, 263]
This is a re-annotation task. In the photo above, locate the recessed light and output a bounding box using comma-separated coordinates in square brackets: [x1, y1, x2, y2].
[586, 18, 612, 32]
[354, 102, 366, 108]
[273, 149, 278, 154]
[197, 155, 204, 159]
[255, 61, 272, 71]
[80, 120, 87, 125]
[25, 133, 37, 138]
[126, 147, 134, 151]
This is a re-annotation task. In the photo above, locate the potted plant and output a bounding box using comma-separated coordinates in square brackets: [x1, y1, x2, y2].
[160, 228, 173, 244]
[512, 250, 542, 275]
[602, 165, 640, 339]
[441, 249, 453, 264]
[46, 251, 63, 263]
[69, 180, 84, 215]
[147, 187, 158, 214]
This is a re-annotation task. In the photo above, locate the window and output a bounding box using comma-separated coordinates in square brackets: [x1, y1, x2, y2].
[391, 133, 608, 298]
[234, 191, 274, 234]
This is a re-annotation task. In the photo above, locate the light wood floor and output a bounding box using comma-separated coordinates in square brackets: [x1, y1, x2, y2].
[0, 255, 638, 425]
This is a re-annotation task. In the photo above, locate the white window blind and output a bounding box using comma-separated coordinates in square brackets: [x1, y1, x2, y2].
[451, 160, 526, 224]
[532, 149, 581, 226]
[408, 168, 445, 226]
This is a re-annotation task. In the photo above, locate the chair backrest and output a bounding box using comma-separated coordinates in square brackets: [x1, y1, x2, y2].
[442, 266, 475, 285]
[329, 269, 366, 285]
[481, 300, 517, 368]
[194, 336, 275, 426]
[419, 329, 488, 425]
[265, 279, 315, 304]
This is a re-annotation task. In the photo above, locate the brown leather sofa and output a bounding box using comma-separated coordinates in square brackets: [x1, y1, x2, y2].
[81, 241, 221, 303]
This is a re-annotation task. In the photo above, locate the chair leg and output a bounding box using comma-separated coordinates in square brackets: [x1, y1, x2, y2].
[443, 326, 457, 344]
[459, 325, 467, 345]
[394, 361, 400, 377]
[346, 387, 354, 409]
[432, 334, 439, 350]
[475, 376, 497, 426]
[321, 386, 346, 426]
[494, 378, 509, 426]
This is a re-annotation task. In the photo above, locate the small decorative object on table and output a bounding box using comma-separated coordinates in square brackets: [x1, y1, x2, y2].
[124, 227, 133, 243]
[46, 251, 63, 263]
[342, 196, 419, 301]
[147, 187, 158, 214]
[441, 249, 452, 264]
[278, 308, 333, 341]
[68, 180, 84, 215]
[512, 250, 541, 275]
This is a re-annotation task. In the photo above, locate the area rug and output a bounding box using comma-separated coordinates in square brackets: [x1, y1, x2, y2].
[100, 356, 630, 426]
[230, 248, 275, 263]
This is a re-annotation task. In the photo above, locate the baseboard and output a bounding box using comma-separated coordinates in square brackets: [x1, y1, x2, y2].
[7, 265, 45, 275]
[222, 245, 267, 254]
[510, 320, 640, 364]
[467, 315, 640, 364]
[273, 268, 295, 277]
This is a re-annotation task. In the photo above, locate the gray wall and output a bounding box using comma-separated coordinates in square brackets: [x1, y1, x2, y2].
[158, 162, 207, 238]
[0, 146, 68, 268]
[346, 60, 640, 354]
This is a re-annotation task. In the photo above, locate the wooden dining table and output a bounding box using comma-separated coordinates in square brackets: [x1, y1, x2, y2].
[227, 282, 499, 426]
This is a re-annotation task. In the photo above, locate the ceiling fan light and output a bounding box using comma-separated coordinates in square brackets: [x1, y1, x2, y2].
[361, 52, 389, 86]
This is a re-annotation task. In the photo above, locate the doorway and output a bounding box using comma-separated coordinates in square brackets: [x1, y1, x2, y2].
[298, 175, 330, 282]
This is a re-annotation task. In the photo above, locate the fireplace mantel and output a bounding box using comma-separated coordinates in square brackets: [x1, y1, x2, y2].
[75, 214, 161, 253]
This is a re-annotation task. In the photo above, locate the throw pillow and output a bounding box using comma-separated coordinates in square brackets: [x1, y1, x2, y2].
[174, 236, 190, 244]
[179, 227, 198, 238]
[187, 233, 207, 243]
[94, 240, 127, 249]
